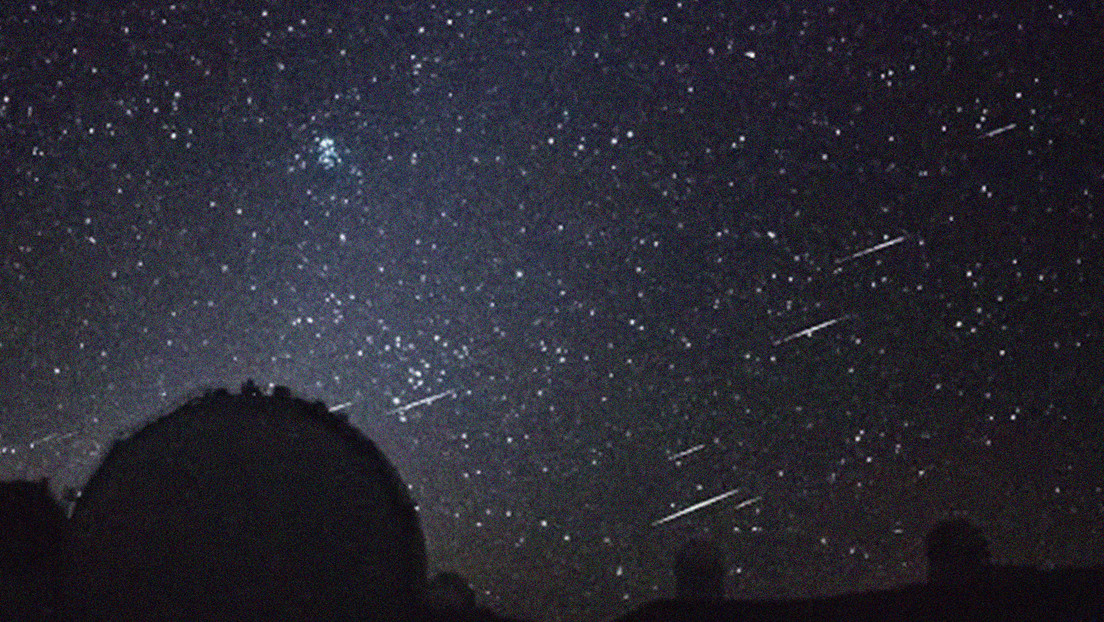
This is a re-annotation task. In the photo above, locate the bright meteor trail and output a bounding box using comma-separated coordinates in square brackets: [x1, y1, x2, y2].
[834, 235, 908, 264]
[387, 389, 457, 416]
[773, 315, 851, 346]
[981, 122, 1017, 138]
[668, 444, 706, 461]
[651, 490, 762, 526]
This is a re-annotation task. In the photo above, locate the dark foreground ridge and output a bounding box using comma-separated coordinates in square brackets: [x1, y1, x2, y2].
[613, 571, 1104, 622]
[1, 382, 1101, 621]
[614, 533, 1104, 621]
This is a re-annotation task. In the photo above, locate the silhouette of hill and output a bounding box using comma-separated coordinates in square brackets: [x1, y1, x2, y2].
[62, 381, 427, 620]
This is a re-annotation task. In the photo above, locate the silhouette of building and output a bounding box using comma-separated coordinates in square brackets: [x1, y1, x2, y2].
[63, 382, 427, 620]
[924, 517, 992, 586]
[0, 478, 68, 619]
[612, 538, 744, 622]
[674, 538, 727, 600]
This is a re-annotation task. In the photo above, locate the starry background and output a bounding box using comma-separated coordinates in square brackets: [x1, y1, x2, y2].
[2, 1, 1103, 620]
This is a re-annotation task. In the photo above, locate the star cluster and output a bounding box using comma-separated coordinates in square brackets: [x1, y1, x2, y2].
[2, 2, 1102, 620]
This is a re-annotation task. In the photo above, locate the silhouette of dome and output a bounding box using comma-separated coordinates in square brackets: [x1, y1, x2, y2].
[0, 478, 68, 618]
[65, 383, 426, 620]
[924, 517, 992, 586]
[674, 538, 726, 600]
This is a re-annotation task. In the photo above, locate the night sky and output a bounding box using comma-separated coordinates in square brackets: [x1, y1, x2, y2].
[2, 1, 1103, 620]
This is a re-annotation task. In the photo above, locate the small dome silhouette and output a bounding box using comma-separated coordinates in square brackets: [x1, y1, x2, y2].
[674, 538, 726, 600]
[924, 517, 992, 586]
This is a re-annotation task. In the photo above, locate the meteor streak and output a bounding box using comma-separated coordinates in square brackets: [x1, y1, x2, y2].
[773, 315, 850, 346]
[329, 401, 353, 412]
[28, 432, 75, 449]
[834, 235, 907, 264]
[668, 444, 706, 461]
[651, 490, 761, 526]
[387, 389, 457, 416]
[981, 123, 1016, 138]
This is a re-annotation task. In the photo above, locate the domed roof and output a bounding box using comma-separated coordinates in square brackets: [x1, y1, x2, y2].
[66, 383, 426, 620]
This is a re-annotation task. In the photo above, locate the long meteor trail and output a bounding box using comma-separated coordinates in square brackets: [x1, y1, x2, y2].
[773, 315, 850, 346]
[651, 490, 762, 527]
[834, 235, 907, 264]
[387, 389, 457, 415]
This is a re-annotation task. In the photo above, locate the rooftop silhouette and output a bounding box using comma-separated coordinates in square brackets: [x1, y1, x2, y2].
[62, 381, 427, 620]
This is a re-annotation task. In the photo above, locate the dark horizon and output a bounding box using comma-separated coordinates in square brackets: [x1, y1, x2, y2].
[4, 383, 1102, 621]
[2, 383, 1102, 621]
[3, 1, 1103, 620]
[7, 380, 1103, 621]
